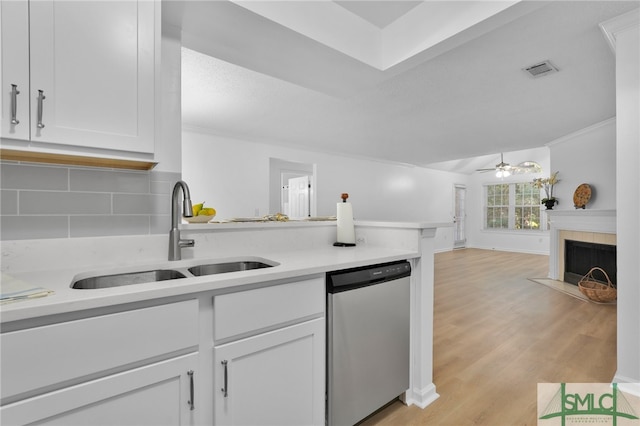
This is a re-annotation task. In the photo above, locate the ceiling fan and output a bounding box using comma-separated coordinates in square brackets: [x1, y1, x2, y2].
[475, 153, 539, 177]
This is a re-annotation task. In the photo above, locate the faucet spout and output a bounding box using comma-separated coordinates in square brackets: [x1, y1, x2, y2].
[169, 180, 195, 261]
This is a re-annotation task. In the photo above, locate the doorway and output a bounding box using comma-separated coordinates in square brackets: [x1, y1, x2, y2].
[453, 184, 466, 249]
[282, 174, 311, 219]
[269, 158, 316, 218]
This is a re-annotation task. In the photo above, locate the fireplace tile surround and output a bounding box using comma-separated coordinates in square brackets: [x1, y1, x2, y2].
[547, 210, 616, 281]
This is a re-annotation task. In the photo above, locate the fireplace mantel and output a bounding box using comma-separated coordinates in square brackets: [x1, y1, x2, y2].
[547, 210, 617, 280]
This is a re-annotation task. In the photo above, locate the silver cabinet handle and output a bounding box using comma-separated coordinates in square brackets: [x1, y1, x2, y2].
[36, 90, 46, 128]
[10, 84, 20, 124]
[187, 370, 195, 411]
[221, 360, 228, 397]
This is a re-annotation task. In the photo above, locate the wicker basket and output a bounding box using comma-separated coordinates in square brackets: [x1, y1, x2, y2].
[578, 267, 617, 302]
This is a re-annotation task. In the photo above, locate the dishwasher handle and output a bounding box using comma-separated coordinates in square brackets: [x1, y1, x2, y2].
[327, 261, 410, 293]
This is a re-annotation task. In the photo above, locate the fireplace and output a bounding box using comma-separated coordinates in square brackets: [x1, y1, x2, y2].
[546, 210, 616, 282]
[564, 239, 617, 285]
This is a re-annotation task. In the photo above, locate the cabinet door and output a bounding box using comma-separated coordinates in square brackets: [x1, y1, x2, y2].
[214, 319, 325, 426]
[28, 0, 155, 153]
[1, 299, 199, 401]
[0, 0, 30, 140]
[1, 353, 198, 426]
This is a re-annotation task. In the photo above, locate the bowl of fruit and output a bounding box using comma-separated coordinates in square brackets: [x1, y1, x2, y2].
[183, 202, 216, 223]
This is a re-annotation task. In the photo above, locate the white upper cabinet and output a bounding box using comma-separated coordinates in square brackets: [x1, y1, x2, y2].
[1, 0, 156, 155]
[0, 0, 30, 141]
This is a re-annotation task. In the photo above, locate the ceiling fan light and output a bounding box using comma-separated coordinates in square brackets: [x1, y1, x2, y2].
[496, 169, 511, 178]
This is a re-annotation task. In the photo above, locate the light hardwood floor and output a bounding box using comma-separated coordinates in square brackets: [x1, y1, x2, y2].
[361, 248, 617, 426]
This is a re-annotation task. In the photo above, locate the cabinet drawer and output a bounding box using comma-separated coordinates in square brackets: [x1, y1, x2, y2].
[1, 353, 198, 426]
[214, 277, 324, 342]
[1, 299, 198, 401]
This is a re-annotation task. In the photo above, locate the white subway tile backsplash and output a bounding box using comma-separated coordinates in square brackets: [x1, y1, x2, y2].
[1, 216, 69, 240]
[20, 191, 112, 215]
[151, 170, 181, 182]
[1, 164, 69, 190]
[1, 190, 18, 215]
[151, 214, 171, 235]
[70, 169, 150, 193]
[70, 215, 150, 238]
[113, 193, 170, 215]
[0, 162, 181, 240]
[150, 179, 170, 195]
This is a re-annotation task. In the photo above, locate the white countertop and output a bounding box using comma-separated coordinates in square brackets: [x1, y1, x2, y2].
[0, 219, 452, 324]
[181, 219, 451, 231]
[0, 245, 417, 324]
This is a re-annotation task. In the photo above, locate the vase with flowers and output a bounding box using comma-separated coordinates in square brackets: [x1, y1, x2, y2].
[533, 171, 559, 209]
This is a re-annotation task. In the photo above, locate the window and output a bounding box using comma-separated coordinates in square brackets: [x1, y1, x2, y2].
[485, 182, 543, 230]
[486, 184, 509, 229]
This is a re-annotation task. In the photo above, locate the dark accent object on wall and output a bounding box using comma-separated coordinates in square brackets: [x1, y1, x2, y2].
[534, 171, 559, 209]
[573, 183, 592, 209]
[544, 199, 557, 210]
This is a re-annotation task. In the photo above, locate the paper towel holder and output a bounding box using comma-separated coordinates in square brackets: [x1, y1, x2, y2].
[334, 193, 356, 247]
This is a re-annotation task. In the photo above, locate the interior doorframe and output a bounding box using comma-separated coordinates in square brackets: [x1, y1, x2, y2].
[282, 173, 311, 218]
[269, 158, 316, 216]
[453, 184, 467, 249]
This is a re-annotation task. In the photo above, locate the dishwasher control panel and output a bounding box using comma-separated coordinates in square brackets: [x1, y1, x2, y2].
[326, 260, 411, 293]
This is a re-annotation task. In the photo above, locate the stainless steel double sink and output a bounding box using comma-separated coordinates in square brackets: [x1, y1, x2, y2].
[72, 259, 276, 289]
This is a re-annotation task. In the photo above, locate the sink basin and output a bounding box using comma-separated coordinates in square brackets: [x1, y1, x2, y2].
[188, 261, 273, 277]
[72, 269, 187, 289]
[72, 258, 277, 289]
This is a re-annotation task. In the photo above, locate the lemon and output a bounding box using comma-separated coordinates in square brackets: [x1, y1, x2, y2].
[192, 202, 204, 216]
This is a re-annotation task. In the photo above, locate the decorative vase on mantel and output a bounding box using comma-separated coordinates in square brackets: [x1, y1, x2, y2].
[543, 198, 557, 210]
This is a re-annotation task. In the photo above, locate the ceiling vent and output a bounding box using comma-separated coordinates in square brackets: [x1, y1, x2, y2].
[523, 60, 559, 78]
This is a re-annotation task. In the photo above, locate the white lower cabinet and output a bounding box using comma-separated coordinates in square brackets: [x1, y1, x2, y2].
[1, 353, 198, 426]
[213, 319, 325, 426]
[0, 299, 200, 426]
[1, 277, 327, 426]
[212, 277, 326, 426]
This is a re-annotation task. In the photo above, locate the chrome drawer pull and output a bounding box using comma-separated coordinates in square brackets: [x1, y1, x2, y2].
[221, 360, 228, 397]
[36, 90, 46, 128]
[187, 370, 195, 410]
[10, 84, 20, 124]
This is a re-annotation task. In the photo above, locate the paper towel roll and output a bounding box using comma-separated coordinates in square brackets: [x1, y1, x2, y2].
[336, 202, 355, 245]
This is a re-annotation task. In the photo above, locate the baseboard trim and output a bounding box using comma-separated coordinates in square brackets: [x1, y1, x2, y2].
[465, 245, 549, 256]
[613, 373, 640, 397]
[434, 247, 453, 254]
[404, 383, 439, 409]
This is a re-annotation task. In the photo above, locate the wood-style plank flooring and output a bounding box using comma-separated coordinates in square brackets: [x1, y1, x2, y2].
[361, 248, 617, 425]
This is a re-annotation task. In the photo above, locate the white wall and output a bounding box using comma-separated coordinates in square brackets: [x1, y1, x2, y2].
[154, 23, 182, 173]
[464, 117, 618, 256]
[465, 147, 551, 255]
[548, 118, 616, 210]
[610, 16, 640, 389]
[182, 129, 468, 252]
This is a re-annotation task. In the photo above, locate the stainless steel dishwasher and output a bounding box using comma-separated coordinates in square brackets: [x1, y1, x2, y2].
[326, 260, 411, 426]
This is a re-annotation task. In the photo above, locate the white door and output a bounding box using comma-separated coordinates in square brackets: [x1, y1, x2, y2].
[214, 319, 325, 426]
[0, 353, 198, 426]
[27, 0, 155, 153]
[287, 175, 310, 219]
[454, 185, 466, 248]
[0, 0, 30, 140]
